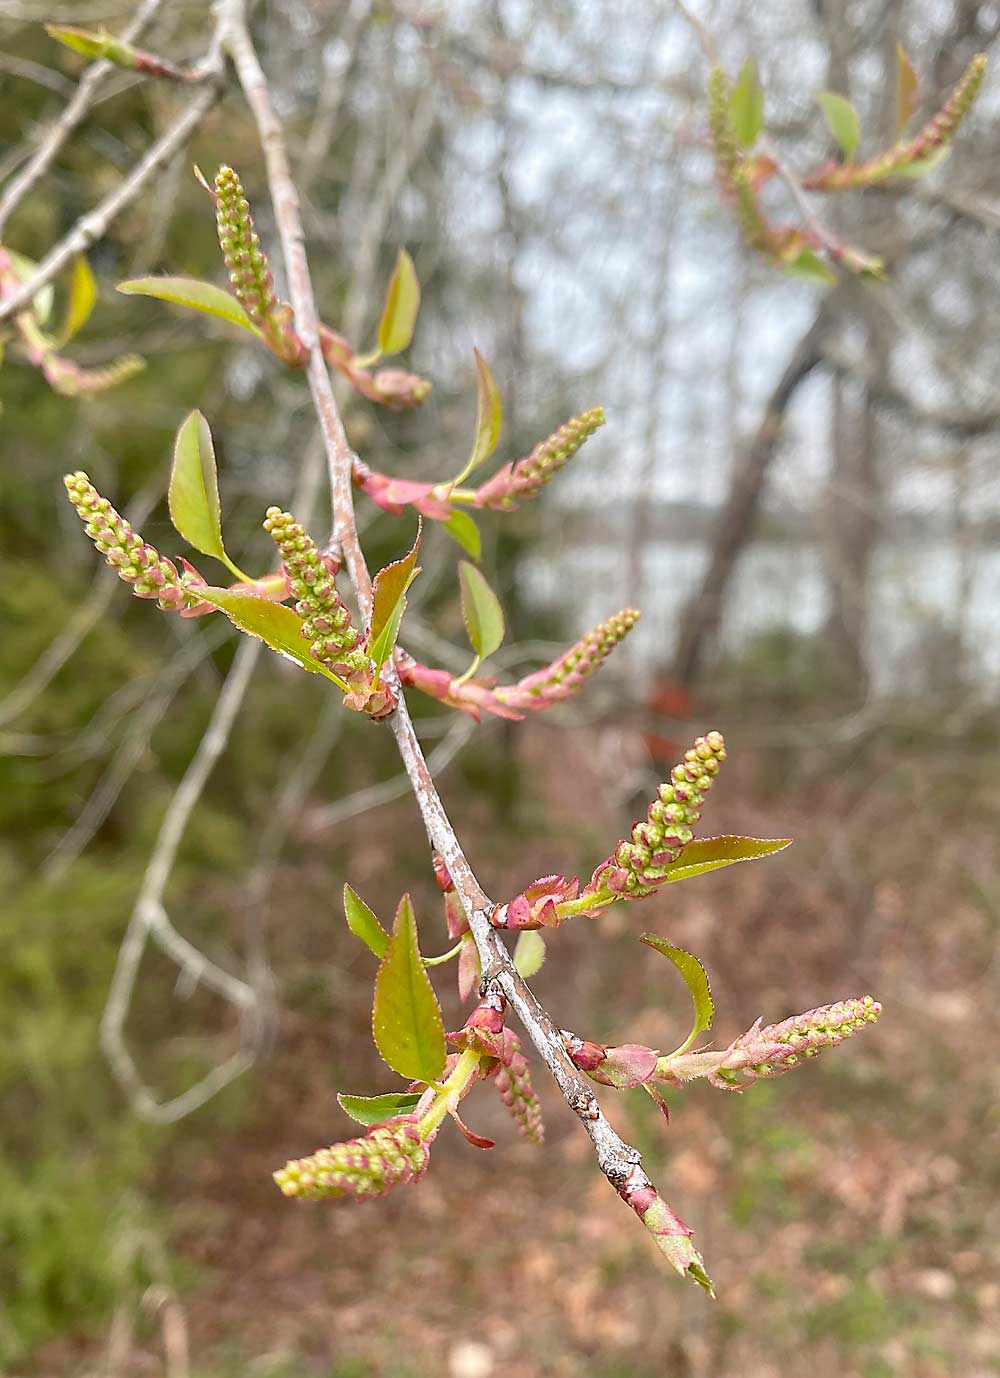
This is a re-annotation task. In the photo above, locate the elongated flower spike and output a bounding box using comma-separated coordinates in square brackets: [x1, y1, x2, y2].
[495, 608, 639, 712]
[707, 67, 777, 257]
[64, 472, 210, 613]
[491, 731, 727, 930]
[273, 1116, 433, 1200]
[487, 1031, 544, 1144]
[590, 730, 727, 899]
[803, 53, 987, 191]
[262, 506, 394, 715]
[474, 407, 606, 511]
[663, 996, 883, 1091]
[212, 166, 306, 365]
[394, 608, 639, 723]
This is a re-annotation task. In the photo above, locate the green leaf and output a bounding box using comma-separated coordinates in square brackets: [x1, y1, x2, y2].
[640, 933, 714, 1057]
[452, 349, 502, 486]
[729, 59, 764, 148]
[367, 522, 422, 673]
[458, 560, 504, 662]
[378, 248, 421, 357]
[7, 250, 54, 323]
[194, 587, 347, 686]
[784, 247, 837, 286]
[442, 509, 482, 561]
[58, 256, 97, 344]
[169, 411, 226, 561]
[343, 883, 388, 959]
[337, 1091, 423, 1126]
[513, 930, 546, 979]
[890, 146, 950, 179]
[659, 835, 792, 884]
[817, 91, 861, 158]
[372, 894, 447, 1083]
[896, 43, 920, 134]
[117, 276, 259, 333]
[45, 23, 108, 59]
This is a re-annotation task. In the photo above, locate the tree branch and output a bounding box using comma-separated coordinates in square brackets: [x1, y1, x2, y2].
[0, 35, 225, 323]
[220, 0, 687, 1270]
[0, 0, 166, 236]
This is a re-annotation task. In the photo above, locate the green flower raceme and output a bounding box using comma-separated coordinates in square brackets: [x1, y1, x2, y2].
[213, 165, 305, 364]
[64, 472, 208, 613]
[474, 407, 605, 511]
[274, 1117, 432, 1201]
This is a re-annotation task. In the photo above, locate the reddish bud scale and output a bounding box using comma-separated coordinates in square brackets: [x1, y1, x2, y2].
[319, 326, 431, 410]
[63, 472, 206, 613]
[274, 1116, 432, 1201]
[618, 1164, 712, 1292]
[474, 407, 605, 511]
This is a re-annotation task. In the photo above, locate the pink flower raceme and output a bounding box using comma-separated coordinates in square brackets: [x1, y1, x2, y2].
[395, 608, 639, 724]
[563, 996, 882, 1094]
[273, 1116, 433, 1201]
[474, 406, 605, 511]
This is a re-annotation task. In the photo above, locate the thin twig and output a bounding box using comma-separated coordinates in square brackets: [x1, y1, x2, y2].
[0, 46, 225, 323]
[0, 0, 166, 235]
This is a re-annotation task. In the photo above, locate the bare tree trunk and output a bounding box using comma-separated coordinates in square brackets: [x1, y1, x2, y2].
[671, 304, 832, 688]
[821, 356, 881, 697]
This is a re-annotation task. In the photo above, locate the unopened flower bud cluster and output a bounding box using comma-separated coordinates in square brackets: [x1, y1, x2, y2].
[273, 1117, 432, 1200]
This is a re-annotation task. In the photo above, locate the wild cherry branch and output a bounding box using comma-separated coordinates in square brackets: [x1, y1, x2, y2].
[53, 0, 886, 1296]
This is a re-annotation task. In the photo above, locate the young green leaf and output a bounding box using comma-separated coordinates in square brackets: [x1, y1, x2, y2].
[372, 894, 446, 1083]
[896, 43, 920, 134]
[58, 256, 97, 344]
[337, 1090, 423, 1126]
[442, 509, 482, 561]
[659, 835, 792, 885]
[169, 411, 241, 577]
[7, 249, 54, 323]
[784, 247, 837, 286]
[458, 560, 504, 662]
[452, 349, 503, 487]
[194, 587, 349, 687]
[640, 933, 714, 1058]
[344, 883, 389, 959]
[513, 930, 546, 979]
[117, 276, 260, 333]
[367, 522, 422, 673]
[45, 23, 110, 59]
[729, 58, 764, 148]
[378, 248, 421, 357]
[817, 91, 861, 158]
